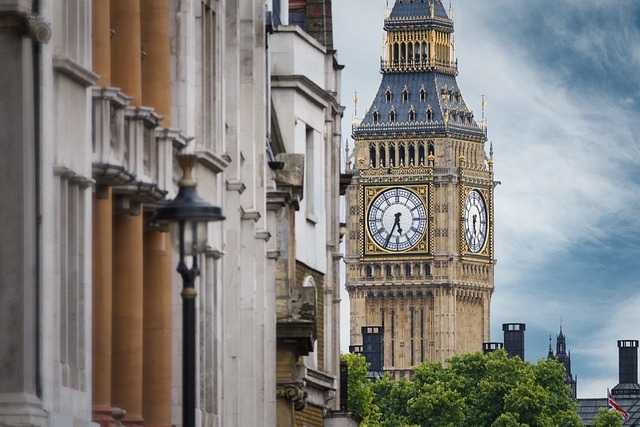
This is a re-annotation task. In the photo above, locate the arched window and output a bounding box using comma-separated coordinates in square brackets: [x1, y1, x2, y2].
[420, 88, 427, 102]
[373, 111, 379, 124]
[366, 265, 374, 279]
[426, 107, 433, 122]
[389, 109, 396, 123]
[401, 43, 407, 63]
[407, 42, 413, 64]
[379, 144, 386, 167]
[421, 42, 429, 64]
[424, 263, 431, 276]
[428, 142, 435, 156]
[401, 88, 409, 103]
[414, 43, 421, 64]
[385, 88, 392, 103]
[409, 109, 416, 122]
[369, 145, 377, 167]
[393, 43, 399, 64]
[408, 143, 416, 165]
[418, 143, 425, 165]
[389, 143, 396, 167]
[399, 144, 406, 166]
[404, 264, 412, 277]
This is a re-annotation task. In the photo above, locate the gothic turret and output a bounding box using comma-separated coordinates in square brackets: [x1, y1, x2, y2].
[354, 0, 484, 141]
[549, 327, 577, 399]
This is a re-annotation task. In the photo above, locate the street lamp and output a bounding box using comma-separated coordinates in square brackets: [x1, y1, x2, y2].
[154, 153, 224, 427]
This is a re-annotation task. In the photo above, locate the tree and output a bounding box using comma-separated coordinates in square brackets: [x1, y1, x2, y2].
[349, 350, 583, 427]
[341, 354, 381, 425]
[593, 409, 623, 427]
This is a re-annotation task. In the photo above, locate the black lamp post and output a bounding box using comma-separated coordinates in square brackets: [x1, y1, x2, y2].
[155, 154, 224, 427]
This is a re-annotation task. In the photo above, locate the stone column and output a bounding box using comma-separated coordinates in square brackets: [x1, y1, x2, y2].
[92, 187, 116, 426]
[0, 9, 47, 424]
[142, 229, 172, 427]
[111, 0, 142, 105]
[112, 204, 144, 426]
[141, 0, 171, 124]
[92, 0, 111, 86]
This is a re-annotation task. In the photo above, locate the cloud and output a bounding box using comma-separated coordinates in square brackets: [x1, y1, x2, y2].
[334, 0, 640, 398]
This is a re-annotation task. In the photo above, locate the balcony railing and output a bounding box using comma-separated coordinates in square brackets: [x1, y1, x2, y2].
[381, 58, 458, 75]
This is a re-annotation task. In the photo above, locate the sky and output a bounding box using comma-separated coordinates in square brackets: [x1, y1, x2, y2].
[333, 0, 640, 399]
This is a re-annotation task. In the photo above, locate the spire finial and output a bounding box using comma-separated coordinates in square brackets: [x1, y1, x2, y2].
[353, 90, 359, 119]
[481, 95, 487, 136]
[489, 140, 494, 161]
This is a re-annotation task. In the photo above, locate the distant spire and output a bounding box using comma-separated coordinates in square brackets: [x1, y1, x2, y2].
[481, 95, 488, 136]
[353, 90, 359, 119]
[548, 336, 554, 359]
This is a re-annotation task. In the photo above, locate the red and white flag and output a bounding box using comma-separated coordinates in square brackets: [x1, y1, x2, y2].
[608, 389, 630, 422]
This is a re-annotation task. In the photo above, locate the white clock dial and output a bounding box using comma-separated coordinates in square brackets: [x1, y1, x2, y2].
[463, 190, 488, 253]
[367, 187, 427, 252]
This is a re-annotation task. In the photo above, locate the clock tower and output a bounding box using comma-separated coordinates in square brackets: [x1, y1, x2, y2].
[346, 0, 495, 376]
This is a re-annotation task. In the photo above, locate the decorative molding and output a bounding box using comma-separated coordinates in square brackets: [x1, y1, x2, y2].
[53, 56, 99, 87]
[241, 208, 261, 222]
[255, 229, 271, 241]
[225, 180, 246, 194]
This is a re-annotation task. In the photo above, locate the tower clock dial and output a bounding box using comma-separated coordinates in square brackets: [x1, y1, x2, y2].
[367, 187, 427, 252]
[464, 190, 488, 253]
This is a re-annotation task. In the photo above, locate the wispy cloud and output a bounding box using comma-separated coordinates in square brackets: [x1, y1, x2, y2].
[335, 0, 640, 398]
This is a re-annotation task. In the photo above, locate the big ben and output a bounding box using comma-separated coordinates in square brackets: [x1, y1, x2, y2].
[346, 0, 495, 377]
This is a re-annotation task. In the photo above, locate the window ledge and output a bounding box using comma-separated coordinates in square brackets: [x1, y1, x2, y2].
[53, 55, 99, 87]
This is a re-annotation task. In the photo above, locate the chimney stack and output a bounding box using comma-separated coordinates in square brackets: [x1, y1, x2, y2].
[612, 340, 640, 397]
[503, 323, 526, 360]
[483, 342, 504, 354]
[618, 340, 639, 385]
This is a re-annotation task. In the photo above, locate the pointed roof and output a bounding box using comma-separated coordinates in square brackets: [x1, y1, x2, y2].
[390, 0, 449, 19]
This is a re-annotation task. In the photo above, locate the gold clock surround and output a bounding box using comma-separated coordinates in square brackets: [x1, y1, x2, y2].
[459, 185, 494, 259]
[362, 184, 431, 257]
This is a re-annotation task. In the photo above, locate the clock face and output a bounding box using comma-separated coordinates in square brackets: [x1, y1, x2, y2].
[463, 190, 488, 253]
[367, 187, 427, 252]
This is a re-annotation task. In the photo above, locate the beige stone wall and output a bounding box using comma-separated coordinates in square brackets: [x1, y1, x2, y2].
[347, 134, 495, 371]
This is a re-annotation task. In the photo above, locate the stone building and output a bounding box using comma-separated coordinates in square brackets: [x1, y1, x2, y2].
[268, 0, 348, 425]
[0, 0, 346, 426]
[345, 0, 495, 377]
[548, 328, 578, 399]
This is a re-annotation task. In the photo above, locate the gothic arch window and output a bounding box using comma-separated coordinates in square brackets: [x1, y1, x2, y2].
[407, 42, 413, 64]
[389, 109, 396, 123]
[401, 87, 409, 103]
[379, 144, 386, 167]
[408, 143, 416, 165]
[385, 88, 393, 103]
[426, 107, 433, 122]
[421, 42, 429, 64]
[404, 264, 412, 277]
[409, 108, 416, 122]
[420, 87, 427, 102]
[373, 110, 379, 124]
[389, 143, 396, 167]
[423, 263, 431, 276]
[418, 143, 425, 165]
[401, 43, 407, 63]
[428, 141, 435, 156]
[399, 144, 406, 166]
[414, 42, 421, 64]
[366, 265, 374, 279]
[369, 145, 377, 167]
[393, 43, 399, 64]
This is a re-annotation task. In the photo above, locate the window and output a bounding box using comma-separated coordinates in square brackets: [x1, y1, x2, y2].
[409, 108, 416, 122]
[420, 88, 427, 102]
[200, 1, 218, 150]
[418, 143, 425, 165]
[305, 126, 316, 220]
[373, 111, 379, 124]
[389, 110, 396, 123]
[389, 143, 396, 167]
[369, 145, 377, 167]
[401, 89, 409, 104]
[366, 265, 374, 279]
[404, 264, 412, 277]
[428, 142, 435, 157]
[408, 143, 416, 165]
[379, 145, 386, 167]
[385, 265, 393, 278]
[426, 107, 433, 122]
[385, 88, 393, 103]
[399, 144, 406, 166]
[58, 0, 91, 67]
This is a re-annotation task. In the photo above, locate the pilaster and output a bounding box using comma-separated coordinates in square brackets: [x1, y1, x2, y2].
[111, 0, 142, 105]
[92, 0, 111, 86]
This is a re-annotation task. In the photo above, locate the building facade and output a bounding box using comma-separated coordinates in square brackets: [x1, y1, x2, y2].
[0, 0, 345, 426]
[346, 0, 495, 377]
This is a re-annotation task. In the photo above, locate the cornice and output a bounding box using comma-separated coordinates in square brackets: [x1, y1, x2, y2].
[271, 74, 345, 115]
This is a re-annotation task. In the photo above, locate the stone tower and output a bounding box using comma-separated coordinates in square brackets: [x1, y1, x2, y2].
[345, 0, 495, 377]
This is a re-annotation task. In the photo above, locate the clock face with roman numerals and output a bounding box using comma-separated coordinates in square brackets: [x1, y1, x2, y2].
[464, 190, 488, 253]
[367, 187, 427, 252]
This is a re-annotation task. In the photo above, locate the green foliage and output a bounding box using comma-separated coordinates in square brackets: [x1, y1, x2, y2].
[593, 409, 623, 427]
[341, 354, 381, 425]
[342, 350, 584, 427]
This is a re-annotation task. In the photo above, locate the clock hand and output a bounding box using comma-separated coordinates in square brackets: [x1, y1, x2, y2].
[472, 214, 477, 234]
[395, 212, 403, 235]
[384, 221, 398, 248]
